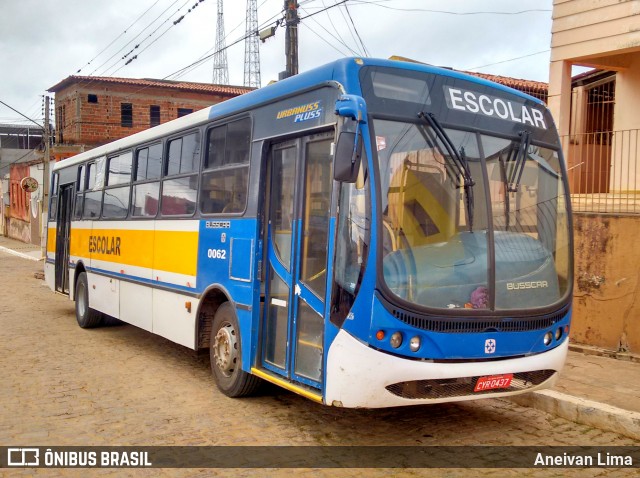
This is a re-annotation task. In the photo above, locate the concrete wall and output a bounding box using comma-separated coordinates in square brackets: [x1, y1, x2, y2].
[572, 214, 640, 353]
[7, 217, 30, 243]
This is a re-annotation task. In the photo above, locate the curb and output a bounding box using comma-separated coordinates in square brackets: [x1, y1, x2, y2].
[506, 390, 640, 441]
[0, 246, 43, 262]
[569, 343, 640, 364]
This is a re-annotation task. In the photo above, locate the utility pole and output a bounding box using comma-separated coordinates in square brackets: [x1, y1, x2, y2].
[284, 0, 299, 78]
[244, 0, 261, 88]
[41, 95, 51, 257]
[212, 0, 229, 84]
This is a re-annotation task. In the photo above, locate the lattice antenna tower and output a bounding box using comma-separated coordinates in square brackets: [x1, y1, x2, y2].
[244, 0, 261, 87]
[212, 0, 229, 84]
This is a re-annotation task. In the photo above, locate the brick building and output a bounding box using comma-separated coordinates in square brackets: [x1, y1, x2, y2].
[47, 76, 254, 160]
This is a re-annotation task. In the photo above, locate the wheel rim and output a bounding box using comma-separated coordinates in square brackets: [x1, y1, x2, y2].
[77, 281, 87, 317]
[213, 321, 237, 378]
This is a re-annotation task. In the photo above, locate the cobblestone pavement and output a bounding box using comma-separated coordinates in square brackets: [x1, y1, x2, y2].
[0, 254, 637, 478]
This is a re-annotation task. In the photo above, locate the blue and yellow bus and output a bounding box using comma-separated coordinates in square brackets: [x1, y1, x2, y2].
[46, 57, 572, 407]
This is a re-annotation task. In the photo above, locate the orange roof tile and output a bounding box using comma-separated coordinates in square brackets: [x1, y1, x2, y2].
[48, 75, 254, 96]
[388, 55, 548, 96]
[460, 71, 548, 95]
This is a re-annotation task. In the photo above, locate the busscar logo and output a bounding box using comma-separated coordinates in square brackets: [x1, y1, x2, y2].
[8, 448, 39, 466]
[506, 281, 549, 291]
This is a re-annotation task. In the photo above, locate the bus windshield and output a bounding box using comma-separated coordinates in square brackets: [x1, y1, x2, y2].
[375, 118, 571, 312]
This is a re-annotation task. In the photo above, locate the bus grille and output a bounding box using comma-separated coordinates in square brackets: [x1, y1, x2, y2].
[391, 309, 567, 333]
[385, 370, 555, 400]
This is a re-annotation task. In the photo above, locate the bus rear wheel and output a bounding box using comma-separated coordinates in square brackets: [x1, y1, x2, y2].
[75, 272, 104, 328]
[210, 302, 261, 397]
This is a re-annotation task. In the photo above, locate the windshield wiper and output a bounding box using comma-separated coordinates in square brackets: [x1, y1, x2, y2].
[498, 130, 532, 230]
[418, 111, 475, 231]
[459, 146, 474, 232]
[505, 130, 531, 193]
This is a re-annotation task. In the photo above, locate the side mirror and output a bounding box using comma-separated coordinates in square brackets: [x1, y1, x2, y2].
[335, 95, 367, 123]
[334, 130, 363, 183]
[334, 95, 367, 183]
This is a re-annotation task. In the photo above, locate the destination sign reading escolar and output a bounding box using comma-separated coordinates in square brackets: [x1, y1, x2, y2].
[445, 86, 547, 130]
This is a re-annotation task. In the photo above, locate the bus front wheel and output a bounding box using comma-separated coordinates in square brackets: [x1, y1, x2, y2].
[75, 272, 104, 328]
[210, 302, 261, 397]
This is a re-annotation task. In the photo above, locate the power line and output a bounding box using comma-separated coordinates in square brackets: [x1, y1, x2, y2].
[0, 100, 43, 129]
[168, 0, 272, 81]
[303, 23, 352, 57]
[319, 0, 352, 54]
[0, 147, 43, 174]
[300, 6, 359, 56]
[348, 1, 551, 15]
[299, 0, 349, 20]
[466, 50, 550, 71]
[86, 0, 183, 77]
[106, 0, 204, 77]
[169, 0, 353, 82]
[163, 30, 254, 80]
[75, 0, 163, 74]
[342, 2, 369, 56]
[335, 1, 361, 55]
[167, 0, 285, 81]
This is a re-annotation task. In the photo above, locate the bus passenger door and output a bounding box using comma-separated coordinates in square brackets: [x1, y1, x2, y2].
[261, 133, 334, 390]
[55, 184, 73, 294]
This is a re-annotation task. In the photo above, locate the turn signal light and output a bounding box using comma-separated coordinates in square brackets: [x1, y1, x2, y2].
[376, 330, 385, 341]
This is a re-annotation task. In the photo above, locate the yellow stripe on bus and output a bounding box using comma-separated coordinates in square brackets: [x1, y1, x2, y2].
[68, 228, 198, 277]
[153, 230, 198, 276]
[47, 227, 56, 254]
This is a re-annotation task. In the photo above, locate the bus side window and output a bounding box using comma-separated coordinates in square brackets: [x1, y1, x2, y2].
[200, 118, 251, 215]
[49, 172, 59, 221]
[73, 166, 85, 220]
[131, 143, 162, 218]
[161, 133, 199, 216]
[102, 151, 132, 219]
[82, 162, 102, 219]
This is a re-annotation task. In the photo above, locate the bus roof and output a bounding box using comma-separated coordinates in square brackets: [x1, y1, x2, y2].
[53, 57, 545, 171]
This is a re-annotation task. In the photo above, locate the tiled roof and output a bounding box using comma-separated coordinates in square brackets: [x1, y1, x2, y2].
[388, 55, 548, 96]
[461, 71, 548, 95]
[48, 75, 254, 96]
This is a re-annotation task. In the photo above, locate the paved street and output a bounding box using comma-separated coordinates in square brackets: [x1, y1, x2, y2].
[0, 253, 637, 477]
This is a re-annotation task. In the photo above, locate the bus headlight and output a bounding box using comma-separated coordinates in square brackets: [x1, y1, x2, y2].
[390, 332, 403, 349]
[555, 327, 563, 341]
[409, 336, 421, 352]
[543, 332, 553, 346]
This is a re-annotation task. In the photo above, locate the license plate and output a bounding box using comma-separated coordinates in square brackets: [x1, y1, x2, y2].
[474, 373, 513, 392]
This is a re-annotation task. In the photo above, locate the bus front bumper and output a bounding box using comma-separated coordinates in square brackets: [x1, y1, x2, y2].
[324, 329, 568, 408]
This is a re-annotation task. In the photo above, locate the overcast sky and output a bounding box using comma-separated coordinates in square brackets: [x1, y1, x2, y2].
[0, 0, 554, 127]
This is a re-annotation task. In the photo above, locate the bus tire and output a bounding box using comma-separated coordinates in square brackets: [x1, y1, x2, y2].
[210, 302, 261, 397]
[75, 272, 103, 328]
